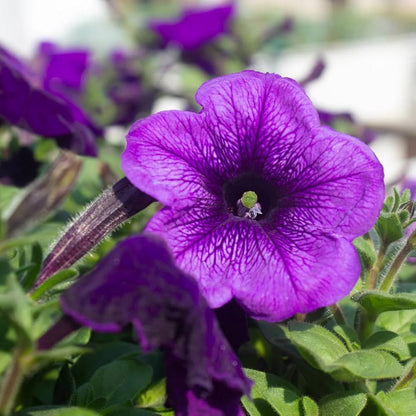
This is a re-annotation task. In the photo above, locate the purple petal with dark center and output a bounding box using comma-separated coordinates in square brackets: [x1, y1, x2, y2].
[60, 234, 251, 415]
[122, 70, 384, 321]
[149, 3, 234, 51]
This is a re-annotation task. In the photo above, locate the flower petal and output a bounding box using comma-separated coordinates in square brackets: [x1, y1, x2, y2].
[147, 205, 360, 321]
[195, 70, 321, 176]
[122, 110, 223, 208]
[276, 127, 384, 238]
[150, 4, 234, 51]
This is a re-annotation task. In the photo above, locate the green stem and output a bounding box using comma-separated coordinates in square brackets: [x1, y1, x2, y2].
[365, 243, 385, 290]
[328, 303, 346, 326]
[358, 306, 376, 342]
[379, 241, 414, 292]
[0, 347, 27, 416]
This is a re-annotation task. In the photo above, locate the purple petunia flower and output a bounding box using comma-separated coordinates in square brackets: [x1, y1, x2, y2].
[58, 233, 252, 416]
[121, 70, 385, 322]
[149, 3, 234, 52]
[0, 45, 98, 156]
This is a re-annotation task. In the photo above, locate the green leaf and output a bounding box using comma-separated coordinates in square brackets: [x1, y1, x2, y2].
[242, 368, 303, 416]
[353, 291, 416, 316]
[375, 212, 403, 245]
[320, 392, 367, 416]
[287, 322, 403, 381]
[53, 363, 77, 405]
[105, 408, 160, 416]
[362, 394, 396, 416]
[377, 310, 416, 335]
[363, 331, 410, 360]
[71, 341, 140, 386]
[0, 274, 33, 344]
[381, 388, 416, 415]
[16, 407, 101, 416]
[354, 236, 376, 270]
[137, 378, 167, 408]
[332, 325, 360, 352]
[300, 396, 319, 416]
[287, 321, 348, 368]
[31, 269, 79, 301]
[72, 358, 152, 409]
[330, 350, 403, 381]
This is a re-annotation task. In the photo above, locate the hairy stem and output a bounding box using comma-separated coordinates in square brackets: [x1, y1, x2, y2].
[0, 347, 27, 416]
[365, 242, 385, 290]
[379, 240, 415, 292]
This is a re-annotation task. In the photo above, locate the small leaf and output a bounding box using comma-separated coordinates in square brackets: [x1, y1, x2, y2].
[137, 378, 167, 408]
[332, 325, 360, 351]
[242, 368, 303, 416]
[377, 310, 416, 337]
[319, 392, 367, 416]
[353, 291, 416, 315]
[287, 321, 348, 369]
[374, 212, 403, 245]
[16, 407, 101, 416]
[287, 322, 403, 381]
[73, 358, 152, 409]
[105, 408, 161, 416]
[380, 388, 416, 416]
[301, 396, 319, 416]
[363, 331, 410, 360]
[331, 350, 403, 381]
[353, 237, 376, 270]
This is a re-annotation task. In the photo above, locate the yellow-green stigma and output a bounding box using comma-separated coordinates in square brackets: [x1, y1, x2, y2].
[241, 191, 258, 209]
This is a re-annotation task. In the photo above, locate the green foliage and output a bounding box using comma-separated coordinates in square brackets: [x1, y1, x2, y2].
[2, 163, 416, 415]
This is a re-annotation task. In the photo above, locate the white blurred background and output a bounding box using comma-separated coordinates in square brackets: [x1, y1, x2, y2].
[1, 0, 416, 184]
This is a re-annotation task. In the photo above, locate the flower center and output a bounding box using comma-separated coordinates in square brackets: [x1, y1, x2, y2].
[237, 191, 262, 219]
[222, 173, 278, 220]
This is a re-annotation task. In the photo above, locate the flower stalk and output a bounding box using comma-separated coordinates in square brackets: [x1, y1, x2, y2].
[379, 229, 416, 292]
[0, 346, 31, 416]
[34, 177, 154, 288]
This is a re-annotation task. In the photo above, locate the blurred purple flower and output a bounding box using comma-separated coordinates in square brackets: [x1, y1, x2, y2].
[122, 70, 385, 322]
[149, 3, 234, 52]
[105, 49, 155, 126]
[0, 45, 98, 156]
[318, 109, 376, 144]
[0, 147, 40, 187]
[34, 42, 103, 137]
[59, 234, 252, 416]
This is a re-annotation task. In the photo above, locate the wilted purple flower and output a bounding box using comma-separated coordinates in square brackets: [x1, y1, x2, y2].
[149, 3, 234, 52]
[122, 70, 385, 322]
[59, 234, 252, 416]
[0, 45, 97, 156]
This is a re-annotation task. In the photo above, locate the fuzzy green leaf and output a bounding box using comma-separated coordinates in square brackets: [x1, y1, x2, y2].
[72, 358, 152, 409]
[320, 392, 367, 416]
[16, 407, 101, 416]
[374, 212, 403, 245]
[287, 322, 403, 381]
[242, 368, 303, 416]
[379, 388, 416, 416]
[353, 291, 416, 315]
[363, 331, 410, 360]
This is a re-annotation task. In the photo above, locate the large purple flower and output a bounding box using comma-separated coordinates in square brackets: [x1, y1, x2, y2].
[121, 70, 384, 322]
[149, 3, 234, 52]
[58, 234, 251, 415]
